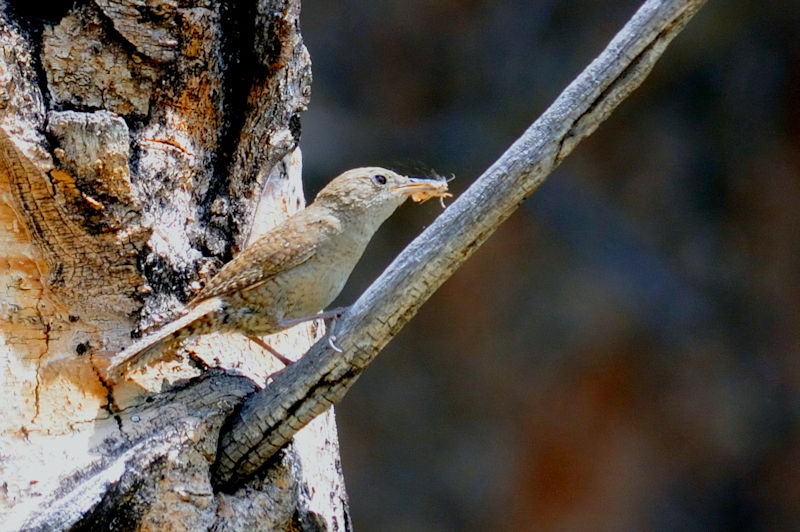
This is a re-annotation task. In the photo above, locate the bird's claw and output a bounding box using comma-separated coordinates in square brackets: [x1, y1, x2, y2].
[327, 334, 344, 353]
[325, 310, 344, 353]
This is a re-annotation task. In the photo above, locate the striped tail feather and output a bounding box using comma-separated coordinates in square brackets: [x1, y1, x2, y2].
[100, 298, 222, 381]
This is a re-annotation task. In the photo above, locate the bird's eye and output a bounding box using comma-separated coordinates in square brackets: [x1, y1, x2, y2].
[372, 174, 387, 185]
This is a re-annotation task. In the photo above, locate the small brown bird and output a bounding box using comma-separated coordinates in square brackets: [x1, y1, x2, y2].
[105, 167, 450, 377]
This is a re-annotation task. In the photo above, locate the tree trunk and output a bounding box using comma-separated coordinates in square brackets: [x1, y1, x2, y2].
[0, 1, 349, 529]
[0, 0, 709, 528]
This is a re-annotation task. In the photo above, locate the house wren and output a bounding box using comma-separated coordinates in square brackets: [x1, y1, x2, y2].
[105, 167, 450, 377]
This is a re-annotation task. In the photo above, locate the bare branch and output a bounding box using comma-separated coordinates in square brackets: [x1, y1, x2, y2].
[213, 0, 708, 487]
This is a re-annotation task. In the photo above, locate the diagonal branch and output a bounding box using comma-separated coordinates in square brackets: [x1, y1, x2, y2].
[212, 0, 708, 488]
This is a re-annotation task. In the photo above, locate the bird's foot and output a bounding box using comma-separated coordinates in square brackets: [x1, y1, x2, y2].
[278, 307, 348, 353]
[326, 312, 344, 353]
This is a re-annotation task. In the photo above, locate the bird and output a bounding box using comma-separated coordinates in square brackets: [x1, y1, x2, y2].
[102, 167, 450, 379]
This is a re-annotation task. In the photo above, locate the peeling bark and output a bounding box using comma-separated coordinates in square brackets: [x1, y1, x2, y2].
[1, 0, 347, 529]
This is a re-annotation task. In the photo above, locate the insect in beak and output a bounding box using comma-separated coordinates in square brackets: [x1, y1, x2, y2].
[393, 176, 454, 208]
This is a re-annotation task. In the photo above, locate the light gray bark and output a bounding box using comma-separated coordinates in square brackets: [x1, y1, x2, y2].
[0, 0, 707, 529]
[213, 0, 708, 487]
[1, 0, 349, 529]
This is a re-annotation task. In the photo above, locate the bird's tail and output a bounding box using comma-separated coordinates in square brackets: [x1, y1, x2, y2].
[98, 298, 220, 383]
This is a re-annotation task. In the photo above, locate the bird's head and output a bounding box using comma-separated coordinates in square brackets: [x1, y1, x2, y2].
[313, 167, 450, 226]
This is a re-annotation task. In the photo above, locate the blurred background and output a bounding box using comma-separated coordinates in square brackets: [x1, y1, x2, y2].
[300, 1, 800, 530]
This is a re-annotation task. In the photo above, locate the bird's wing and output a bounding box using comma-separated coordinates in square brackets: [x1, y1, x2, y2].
[191, 212, 336, 302]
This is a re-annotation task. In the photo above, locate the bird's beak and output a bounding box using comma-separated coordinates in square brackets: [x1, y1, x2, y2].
[393, 177, 453, 204]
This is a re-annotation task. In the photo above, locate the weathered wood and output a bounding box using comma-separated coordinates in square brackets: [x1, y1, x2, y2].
[212, 0, 709, 487]
[1, 0, 347, 528]
[18, 371, 256, 531]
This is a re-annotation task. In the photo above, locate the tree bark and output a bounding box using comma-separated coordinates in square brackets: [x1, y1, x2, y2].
[213, 0, 708, 488]
[0, 0, 708, 529]
[1, 0, 349, 529]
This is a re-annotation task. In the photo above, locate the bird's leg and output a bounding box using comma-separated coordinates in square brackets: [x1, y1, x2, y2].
[278, 306, 348, 353]
[252, 308, 348, 365]
[277, 306, 348, 328]
[246, 335, 294, 366]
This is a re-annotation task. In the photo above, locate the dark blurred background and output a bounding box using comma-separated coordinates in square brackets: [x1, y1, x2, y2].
[300, 1, 800, 530]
